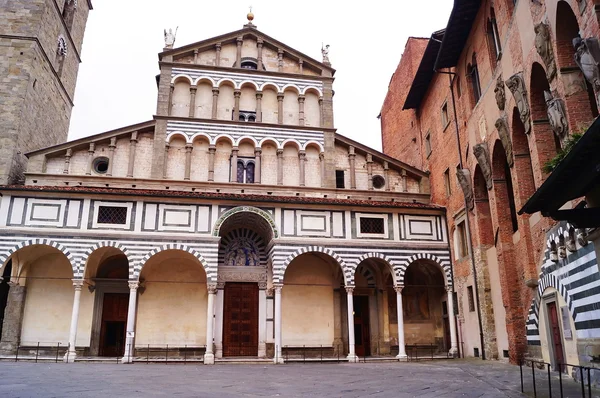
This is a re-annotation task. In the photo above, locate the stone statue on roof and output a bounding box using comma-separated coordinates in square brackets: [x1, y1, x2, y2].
[322, 44, 330, 64]
[164, 27, 178, 49]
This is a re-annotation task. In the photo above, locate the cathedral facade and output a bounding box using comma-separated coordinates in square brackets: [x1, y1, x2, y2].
[0, 14, 454, 364]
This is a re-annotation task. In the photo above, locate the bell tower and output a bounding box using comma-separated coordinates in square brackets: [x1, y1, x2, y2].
[0, 0, 93, 184]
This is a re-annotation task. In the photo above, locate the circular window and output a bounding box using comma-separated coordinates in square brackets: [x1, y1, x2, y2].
[93, 157, 109, 174]
[372, 175, 386, 189]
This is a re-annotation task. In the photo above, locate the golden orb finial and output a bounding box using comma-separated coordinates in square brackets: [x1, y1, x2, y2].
[247, 6, 254, 22]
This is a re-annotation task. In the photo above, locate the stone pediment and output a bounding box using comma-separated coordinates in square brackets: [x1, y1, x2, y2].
[162, 26, 334, 76]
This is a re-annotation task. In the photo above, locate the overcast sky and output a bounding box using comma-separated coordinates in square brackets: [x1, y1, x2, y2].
[69, 1, 453, 151]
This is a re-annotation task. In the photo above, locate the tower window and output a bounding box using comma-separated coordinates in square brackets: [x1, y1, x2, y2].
[467, 54, 482, 105]
[238, 110, 257, 122]
[335, 170, 345, 188]
[236, 159, 255, 183]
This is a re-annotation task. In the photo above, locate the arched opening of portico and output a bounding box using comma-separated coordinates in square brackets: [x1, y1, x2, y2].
[402, 260, 449, 355]
[83, 247, 130, 357]
[215, 209, 275, 358]
[136, 249, 208, 358]
[0, 260, 13, 340]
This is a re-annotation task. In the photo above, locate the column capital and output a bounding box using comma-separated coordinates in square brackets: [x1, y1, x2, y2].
[366, 153, 373, 163]
[257, 38, 264, 46]
[345, 286, 354, 294]
[130, 131, 138, 143]
[88, 142, 95, 153]
[193, 49, 199, 55]
[164, 143, 170, 150]
[446, 286, 454, 293]
[319, 152, 325, 161]
[394, 285, 404, 294]
[297, 95, 305, 103]
[128, 281, 140, 290]
[185, 143, 193, 152]
[72, 279, 84, 289]
[109, 137, 117, 149]
[277, 48, 284, 56]
[298, 150, 306, 159]
[383, 161, 389, 170]
[189, 86, 197, 94]
[7, 280, 19, 287]
[276, 148, 284, 156]
[217, 282, 225, 289]
[318, 96, 323, 104]
[65, 148, 72, 158]
[298, 59, 303, 65]
[236, 36, 243, 44]
[254, 147, 262, 155]
[207, 283, 218, 294]
[212, 87, 220, 95]
[348, 145, 355, 155]
[274, 284, 283, 293]
[277, 92, 285, 101]
[233, 89, 241, 98]
[215, 42, 222, 50]
[256, 91, 263, 99]
[208, 144, 217, 152]
[231, 146, 239, 154]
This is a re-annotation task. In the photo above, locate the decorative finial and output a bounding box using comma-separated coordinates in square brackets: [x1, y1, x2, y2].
[247, 5, 254, 22]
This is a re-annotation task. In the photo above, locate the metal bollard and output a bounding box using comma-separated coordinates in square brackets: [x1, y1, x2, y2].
[587, 367, 591, 398]
[55, 343, 61, 363]
[35, 342, 40, 363]
[580, 367, 584, 398]
[559, 364, 563, 398]
[547, 363, 552, 397]
[532, 361, 537, 397]
[519, 361, 523, 393]
[147, 344, 150, 364]
[165, 345, 168, 365]
[184, 345, 187, 364]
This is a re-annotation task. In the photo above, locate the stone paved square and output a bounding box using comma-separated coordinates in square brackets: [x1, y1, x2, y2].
[0, 359, 532, 397]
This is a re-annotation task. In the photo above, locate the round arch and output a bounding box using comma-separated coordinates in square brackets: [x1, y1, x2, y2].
[78, 240, 130, 278]
[235, 135, 259, 147]
[212, 206, 279, 239]
[239, 80, 259, 90]
[259, 82, 280, 93]
[213, 134, 235, 146]
[302, 86, 324, 97]
[171, 74, 193, 85]
[277, 246, 349, 286]
[190, 132, 212, 144]
[281, 138, 302, 150]
[530, 273, 576, 329]
[135, 243, 210, 281]
[194, 76, 216, 87]
[399, 253, 452, 287]
[216, 78, 236, 89]
[0, 238, 74, 269]
[259, 137, 280, 149]
[282, 84, 301, 94]
[355, 252, 398, 286]
[166, 131, 189, 144]
[302, 140, 325, 153]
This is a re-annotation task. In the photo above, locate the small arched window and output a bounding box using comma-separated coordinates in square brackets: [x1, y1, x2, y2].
[236, 159, 255, 183]
[62, 0, 77, 30]
[487, 8, 502, 65]
[467, 53, 482, 105]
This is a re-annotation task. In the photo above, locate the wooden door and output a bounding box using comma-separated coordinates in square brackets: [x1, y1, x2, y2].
[223, 283, 258, 357]
[547, 302, 565, 371]
[99, 293, 129, 357]
[353, 296, 371, 357]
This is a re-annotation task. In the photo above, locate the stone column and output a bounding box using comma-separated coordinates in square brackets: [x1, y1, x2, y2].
[214, 283, 224, 358]
[193, 49, 198, 64]
[349, 146, 356, 189]
[299, 59, 304, 74]
[163, 144, 170, 179]
[298, 150, 306, 186]
[257, 39, 264, 70]
[168, 84, 174, 116]
[106, 138, 116, 176]
[277, 93, 284, 124]
[233, 89, 241, 121]
[255, 92, 263, 122]
[230, 147, 239, 182]
[319, 152, 325, 188]
[277, 48, 284, 72]
[63, 148, 72, 174]
[0, 282, 26, 354]
[236, 37, 243, 68]
[366, 154, 374, 190]
[184, 144, 193, 180]
[208, 145, 216, 182]
[318, 97, 324, 127]
[346, 287, 358, 362]
[401, 169, 408, 192]
[215, 43, 221, 66]
[188, 87, 197, 118]
[395, 286, 407, 359]
[86, 143, 95, 175]
[298, 95, 305, 126]
[64, 279, 83, 362]
[211, 88, 219, 119]
[204, 284, 216, 364]
[127, 131, 138, 178]
[446, 287, 459, 357]
[276, 149, 284, 185]
[273, 285, 283, 363]
[122, 281, 139, 363]
[254, 147, 262, 184]
[258, 283, 267, 357]
[383, 161, 390, 191]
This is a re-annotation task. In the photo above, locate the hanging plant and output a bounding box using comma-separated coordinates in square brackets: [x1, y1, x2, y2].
[542, 132, 584, 174]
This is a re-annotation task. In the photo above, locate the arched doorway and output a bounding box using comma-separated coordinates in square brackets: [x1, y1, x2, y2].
[85, 248, 130, 357]
[215, 208, 276, 358]
[402, 260, 447, 355]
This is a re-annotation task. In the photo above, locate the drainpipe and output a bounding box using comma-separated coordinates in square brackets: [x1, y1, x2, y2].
[433, 63, 486, 361]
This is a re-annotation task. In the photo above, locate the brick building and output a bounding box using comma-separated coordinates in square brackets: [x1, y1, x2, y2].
[381, 0, 600, 373]
[0, 13, 456, 364]
[0, 0, 92, 185]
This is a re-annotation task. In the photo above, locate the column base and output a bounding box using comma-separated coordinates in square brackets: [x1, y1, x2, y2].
[396, 354, 408, 361]
[346, 354, 359, 363]
[204, 353, 215, 365]
[215, 344, 223, 359]
[273, 356, 284, 364]
[449, 347, 458, 358]
[258, 342, 266, 358]
[63, 351, 77, 363]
